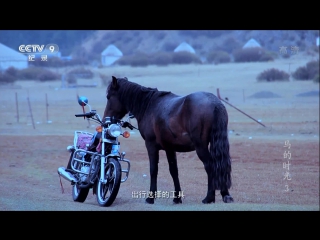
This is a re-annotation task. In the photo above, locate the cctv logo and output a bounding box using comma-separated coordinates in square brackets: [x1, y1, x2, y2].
[19, 45, 45, 53]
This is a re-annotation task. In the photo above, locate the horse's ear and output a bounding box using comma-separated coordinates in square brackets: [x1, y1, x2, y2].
[124, 77, 128, 80]
[111, 76, 117, 88]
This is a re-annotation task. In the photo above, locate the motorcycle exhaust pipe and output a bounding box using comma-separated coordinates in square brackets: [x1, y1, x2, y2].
[57, 167, 78, 183]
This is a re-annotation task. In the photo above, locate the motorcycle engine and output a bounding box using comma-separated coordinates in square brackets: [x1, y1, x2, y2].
[80, 165, 90, 182]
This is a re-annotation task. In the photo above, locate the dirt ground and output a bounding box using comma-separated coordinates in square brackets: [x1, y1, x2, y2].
[0, 56, 319, 211]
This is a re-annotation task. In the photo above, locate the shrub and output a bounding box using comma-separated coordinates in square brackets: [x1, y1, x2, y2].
[67, 67, 94, 79]
[0, 67, 19, 84]
[115, 55, 132, 66]
[150, 52, 173, 66]
[233, 48, 262, 62]
[206, 50, 231, 64]
[0, 72, 17, 84]
[172, 51, 202, 64]
[16, 67, 60, 81]
[292, 66, 309, 80]
[129, 53, 149, 67]
[17, 67, 42, 80]
[306, 60, 319, 79]
[233, 47, 274, 62]
[115, 53, 150, 67]
[38, 69, 60, 81]
[292, 60, 319, 80]
[257, 68, 290, 82]
[5, 67, 19, 77]
[115, 51, 202, 66]
[259, 52, 274, 62]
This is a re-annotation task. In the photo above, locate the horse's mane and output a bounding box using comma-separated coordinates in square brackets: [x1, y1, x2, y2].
[115, 79, 171, 118]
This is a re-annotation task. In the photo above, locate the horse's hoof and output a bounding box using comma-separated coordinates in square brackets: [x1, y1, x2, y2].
[202, 197, 215, 204]
[145, 197, 154, 204]
[173, 197, 182, 204]
[222, 195, 234, 203]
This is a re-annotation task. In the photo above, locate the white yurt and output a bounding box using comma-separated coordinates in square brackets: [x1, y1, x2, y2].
[101, 44, 123, 66]
[242, 38, 261, 49]
[173, 42, 196, 54]
[0, 43, 28, 71]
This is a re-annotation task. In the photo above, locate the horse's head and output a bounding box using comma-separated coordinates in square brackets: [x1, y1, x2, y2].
[103, 76, 129, 121]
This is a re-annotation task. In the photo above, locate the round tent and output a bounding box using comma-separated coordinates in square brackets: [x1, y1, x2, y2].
[173, 42, 196, 54]
[0, 43, 28, 71]
[243, 38, 261, 49]
[101, 44, 123, 66]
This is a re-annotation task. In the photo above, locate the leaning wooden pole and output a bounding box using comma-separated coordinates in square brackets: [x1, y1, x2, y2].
[15, 92, 19, 123]
[217, 88, 266, 128]
[46, 93, 49, 123]
[27, 95, 36, 129]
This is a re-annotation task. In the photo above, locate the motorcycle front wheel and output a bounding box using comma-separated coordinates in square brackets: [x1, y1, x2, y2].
[72, 183, 90, 202]
[96, 158, 121, 207]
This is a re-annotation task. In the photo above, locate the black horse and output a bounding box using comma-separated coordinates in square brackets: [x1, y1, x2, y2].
[103, 76, 233, 204]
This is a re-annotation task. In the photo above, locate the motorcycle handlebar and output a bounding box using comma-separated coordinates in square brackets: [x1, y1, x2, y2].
[75, 112, 95, 118]
[74, 113, 138, 130]
[121, 121, 138, 130]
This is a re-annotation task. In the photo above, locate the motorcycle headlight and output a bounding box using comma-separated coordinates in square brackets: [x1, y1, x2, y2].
[107, 124, 121, 137]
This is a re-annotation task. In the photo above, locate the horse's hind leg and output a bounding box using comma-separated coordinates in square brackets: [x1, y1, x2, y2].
[165, 150, 182, 204]
[220, 189, 233, 203]
[194, 146, 216, 204]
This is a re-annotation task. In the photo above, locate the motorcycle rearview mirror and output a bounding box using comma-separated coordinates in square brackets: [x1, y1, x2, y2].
[78, 96, 88, 106]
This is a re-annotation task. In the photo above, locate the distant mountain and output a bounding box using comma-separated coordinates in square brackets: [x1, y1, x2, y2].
[0, 30, 96, 55]
[76, 30, 319, 60]
[0, 30, 318, 61]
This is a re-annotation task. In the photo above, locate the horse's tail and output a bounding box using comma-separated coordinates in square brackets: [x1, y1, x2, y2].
[210, 104, 232, 190]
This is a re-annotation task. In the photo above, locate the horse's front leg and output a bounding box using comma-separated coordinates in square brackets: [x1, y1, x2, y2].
[165, 150, 182, 204]
[145, 142, 159, 204]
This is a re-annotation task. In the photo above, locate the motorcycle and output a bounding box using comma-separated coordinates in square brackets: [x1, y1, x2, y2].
[57, 96, 138, 207]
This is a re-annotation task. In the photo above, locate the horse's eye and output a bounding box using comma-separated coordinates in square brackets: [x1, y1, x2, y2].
[107, 94, 110, 100]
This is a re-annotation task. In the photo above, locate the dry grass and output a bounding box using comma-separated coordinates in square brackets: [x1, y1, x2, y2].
[0, 55, 318, 211]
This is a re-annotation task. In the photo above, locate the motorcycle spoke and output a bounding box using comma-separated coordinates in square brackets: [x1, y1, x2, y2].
[102, 184, 109, 199]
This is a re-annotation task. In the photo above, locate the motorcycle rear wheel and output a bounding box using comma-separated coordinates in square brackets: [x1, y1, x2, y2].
[96, 158, 121, 207]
